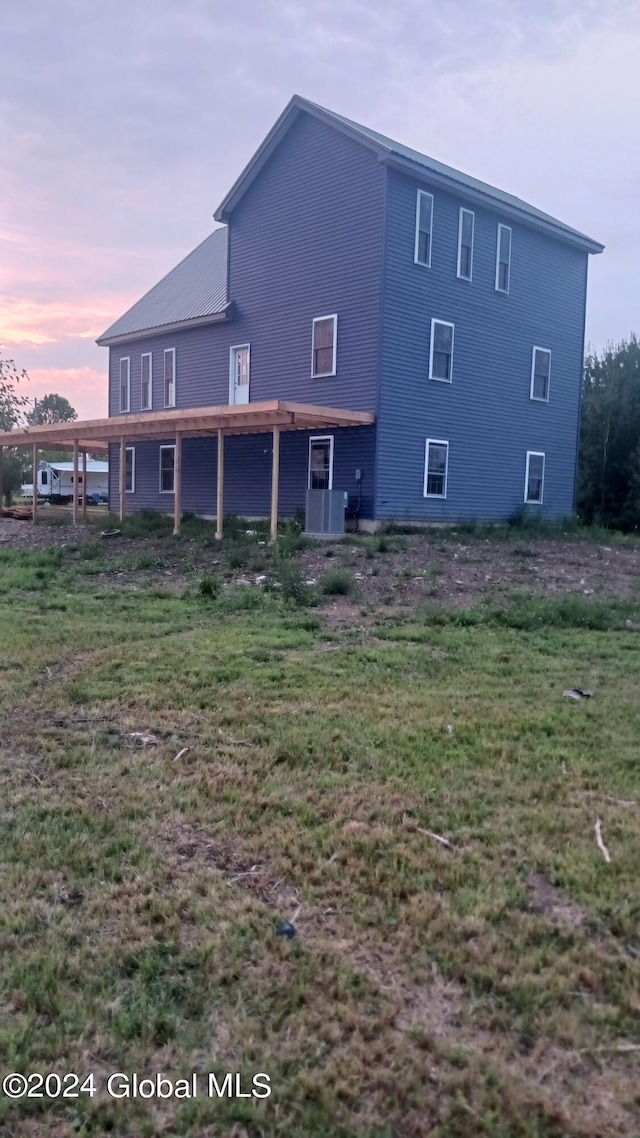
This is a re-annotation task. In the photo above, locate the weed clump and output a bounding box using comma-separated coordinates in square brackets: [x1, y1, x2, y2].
[320, 569, 355, 596]
[199, 573, 222, 599]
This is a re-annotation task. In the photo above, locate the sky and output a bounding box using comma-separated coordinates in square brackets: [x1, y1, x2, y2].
[1, 0, 638, 420]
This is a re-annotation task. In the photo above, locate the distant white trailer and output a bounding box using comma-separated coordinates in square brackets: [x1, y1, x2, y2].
[34, 460, 109, 501]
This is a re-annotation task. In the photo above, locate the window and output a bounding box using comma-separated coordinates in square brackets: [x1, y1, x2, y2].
[164, 348, 176, 407]
[141, 353, 152, 410]
[159, 445, 175, 493]
[311, 316, 337, 378]
[530, 347, 551, 402]
[495, 224, 511, 293]
[125, 447, 135, 493]
[308, 436, 334, 490]
[457, 208, 474, 281]
[424, 440, 449, 498]
[41, 469, 48, 486]
[429, 319, 454, 382]
[119, 357, 130, 413]
[414, 190, 434, 267]
[525, 451, 545, 503]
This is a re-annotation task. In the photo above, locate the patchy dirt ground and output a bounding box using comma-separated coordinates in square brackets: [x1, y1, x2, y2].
[1, 516, 639, 611]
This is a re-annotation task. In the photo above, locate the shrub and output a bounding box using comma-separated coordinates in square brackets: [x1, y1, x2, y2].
[320, 569, 355, 596]
[270, 560, 317, 607]
[199, 573, 222, 599]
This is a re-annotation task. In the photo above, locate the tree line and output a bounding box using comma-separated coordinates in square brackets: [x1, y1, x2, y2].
[576, 334, 640, 531]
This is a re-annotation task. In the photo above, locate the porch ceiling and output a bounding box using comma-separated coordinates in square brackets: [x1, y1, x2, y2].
[0, 401, 374, 449]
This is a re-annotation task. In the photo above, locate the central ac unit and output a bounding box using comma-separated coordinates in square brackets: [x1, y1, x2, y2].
[305, 489, 347, 537]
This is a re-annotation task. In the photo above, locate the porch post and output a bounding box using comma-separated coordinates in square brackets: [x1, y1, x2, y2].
[32, 443, 38, 523]
[0, 446, 3, 512]
[270, 425, 280, 542]
[72, 440, 79, 524]
[119, 436, 126, 522]
[82, 449, 88, 521]
[173, 432, 182, 535]
[216, 428, 224, 540]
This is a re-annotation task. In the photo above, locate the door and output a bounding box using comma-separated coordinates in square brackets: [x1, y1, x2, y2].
[230, 345, 250, 405]
[308, 436, 334, 490]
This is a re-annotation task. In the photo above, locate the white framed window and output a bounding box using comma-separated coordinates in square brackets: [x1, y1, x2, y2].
[159, 445, 175, 493]
[125, 447, 135, 494]
[424, 439, 449, 498]
[525, 451, 545, 504]
[119, 357, 130, 413]
[495, 224, 512, 293]
[311, 316, 337, 378]
[457, 208, 474, 281]
[229, 344, 250, 404]
[530, 347, 551, 402]
[414, 190, 434, 267]
[308, 435, 334, 490]
[141, 353, 152, 410]
[164, 348, 176, 408]
[429, 319, 454, 382]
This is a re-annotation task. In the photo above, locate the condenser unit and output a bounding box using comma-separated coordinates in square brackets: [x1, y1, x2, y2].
[304, 489, 347, 537]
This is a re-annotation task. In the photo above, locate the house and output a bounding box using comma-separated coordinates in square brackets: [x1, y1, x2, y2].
[33, 459, 109, 500]
[0, 96, 603, 532]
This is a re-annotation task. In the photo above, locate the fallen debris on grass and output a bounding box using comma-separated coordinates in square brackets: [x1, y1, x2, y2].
[563, 688, 596, 700]
[417, 827, 455, 850]
[127, 730, 160, 746]
[595, 817, 611, 862]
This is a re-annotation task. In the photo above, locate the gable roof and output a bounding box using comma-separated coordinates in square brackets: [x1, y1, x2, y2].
[97, 227, 230, 345]
[215, 96, 603, 254]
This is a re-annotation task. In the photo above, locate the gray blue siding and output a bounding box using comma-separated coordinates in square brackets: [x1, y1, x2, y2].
[108, 427, 375, 520]
[226, 112, 385, 413]
[376, 169, 589, 521]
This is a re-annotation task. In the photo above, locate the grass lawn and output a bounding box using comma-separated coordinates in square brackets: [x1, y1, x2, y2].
[0, 529, 639, 1137]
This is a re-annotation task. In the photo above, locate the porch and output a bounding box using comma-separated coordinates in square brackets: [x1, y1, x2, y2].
[0, 401, 374, 539]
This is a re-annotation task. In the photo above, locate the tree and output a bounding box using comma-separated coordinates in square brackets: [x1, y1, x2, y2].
[577, 335, 640, 531]
[26, 393, 79, 466]
[27, 393, 77, 425]
[0, 346, 30, 506]
[0, 344, 29, 431]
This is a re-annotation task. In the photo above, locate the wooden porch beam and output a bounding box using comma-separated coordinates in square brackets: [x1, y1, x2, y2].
[32, 443, 38, 523]
[216, 429, 224, 541]
[270, 425, 280, 542]
[119, 437, 126, 522]
[82, 450, 87, 521]
[72, 440, 79, 524]
[173, 432, 182, 535]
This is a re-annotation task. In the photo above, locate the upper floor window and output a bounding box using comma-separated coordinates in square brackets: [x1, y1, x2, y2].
[311, 315, 337, 378]
[429, 319, 454, 383]
[164, 348, 176, 407]
[119, 357, 130, 413]
[159, 445, 175, 493]
[141, 353, 152, 410]
[530, 347, 551, 402]
[308, 436, 334, 490]
[414, 190, 434, 267]
[525, 451, 545, 503]
[125, 447, 135, 493]
[495, 224, 512, 293]
[457, 208, 474, 281]
[424, 439, 449, 498]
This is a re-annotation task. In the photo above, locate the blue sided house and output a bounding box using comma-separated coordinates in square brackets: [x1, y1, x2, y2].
[95, 95, 603, 531]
